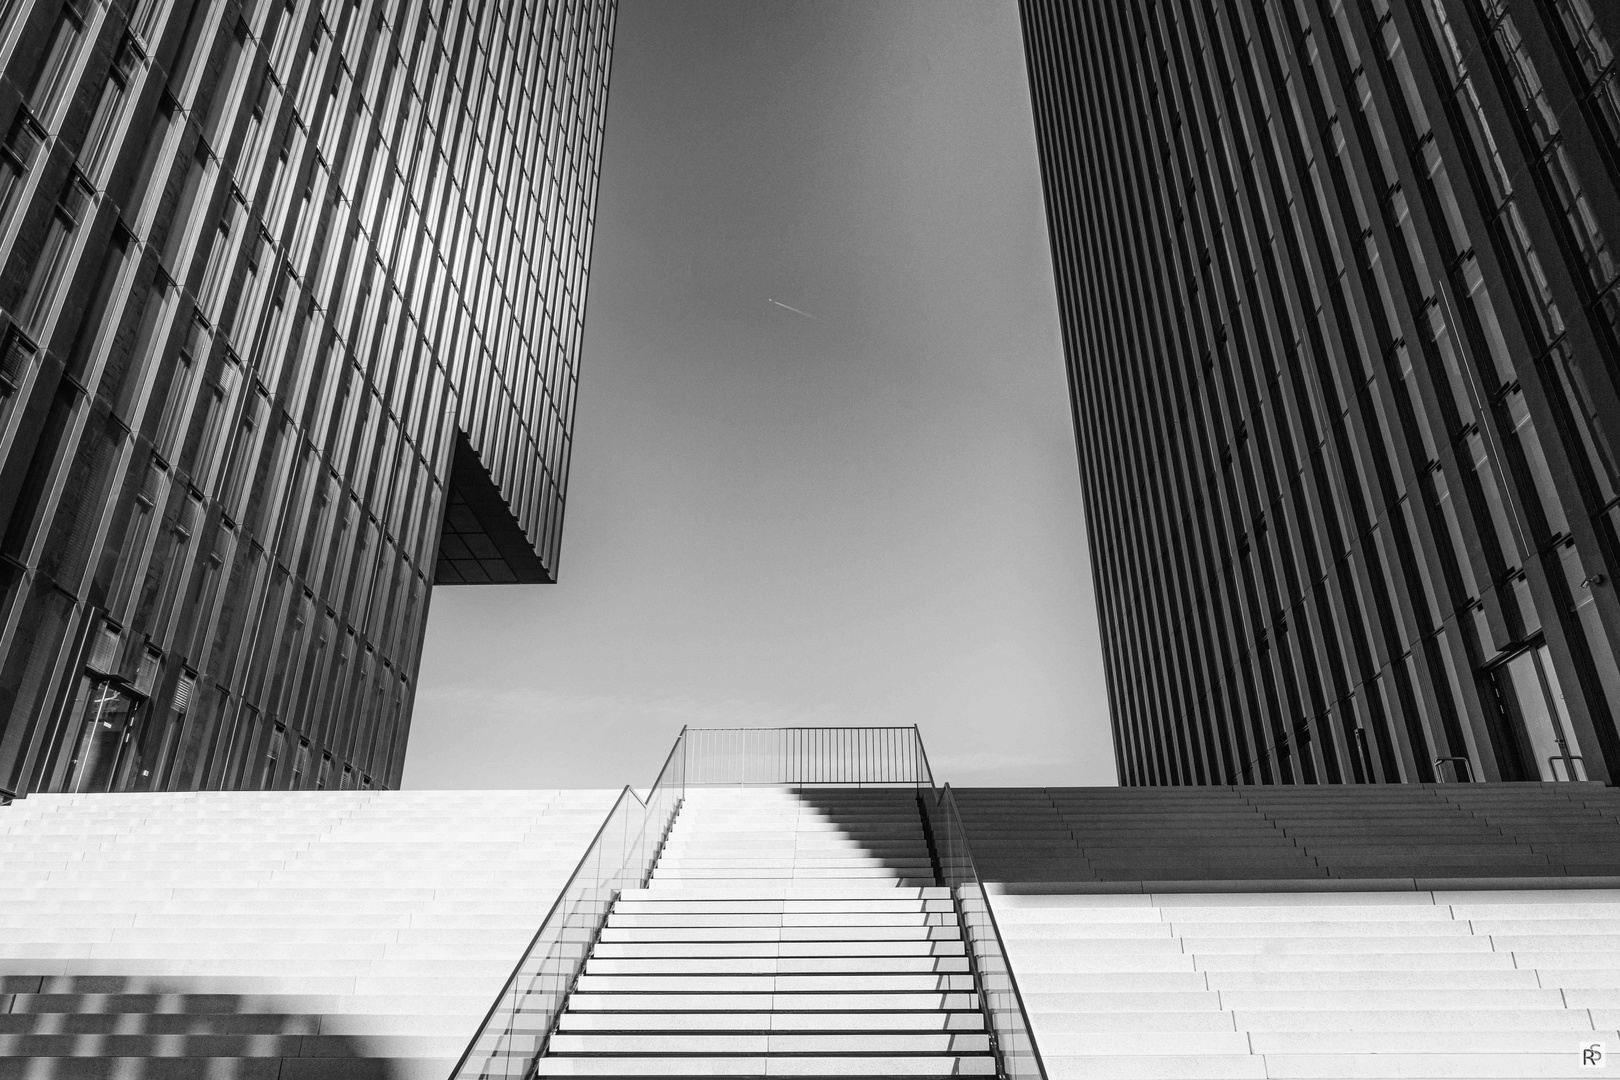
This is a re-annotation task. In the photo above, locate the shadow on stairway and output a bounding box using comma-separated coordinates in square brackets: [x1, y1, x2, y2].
[0, 972, 441, 1079]
[776, 786, 941, 885]
[527, 783, 1000, 1078]
[946, 782, 1620, 887]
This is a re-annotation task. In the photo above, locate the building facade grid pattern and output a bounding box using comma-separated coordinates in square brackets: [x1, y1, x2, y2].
[1021, 0, 1620, 786]
[0, 0, 613, 794]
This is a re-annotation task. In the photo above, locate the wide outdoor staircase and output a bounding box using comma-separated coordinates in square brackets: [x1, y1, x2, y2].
[0, 788, 617, 1079]
[958, 783, 1620, 1079]
[8, 726, 1620, 1080]
[996, 886, 1620, 1079]
[535, 787, 997, 1077]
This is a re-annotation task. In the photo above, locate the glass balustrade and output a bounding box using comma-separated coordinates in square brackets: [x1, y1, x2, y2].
[448, 725, 1048, 1080]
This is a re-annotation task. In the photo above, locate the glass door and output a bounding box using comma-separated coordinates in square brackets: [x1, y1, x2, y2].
[1495, 644, 1586, 781]
[64, 676, 141, 792]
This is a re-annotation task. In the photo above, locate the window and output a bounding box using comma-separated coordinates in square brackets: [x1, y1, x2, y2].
[193, 355, 242, 490]
[82, 38, 140, 181]
[264, 725, 285, 787]
[1552, 0, 1620, 151]
[146, 671, 193, 789]
[267, 0, 300, 77]
[235, 78, 280, 191]
[159, 142, 213, 277]
[154, 319, 208, 461]
[131, 0, 168, 43]
[1546, 343, 1620, 504]
[108, 463, 165, 620]
[198, 195, 245, 321]
[219, 406, 260, 519]
[0, 116, 42, 238]
[201, 23, 247, 149]
[0, 327, 36, 396]
[294, 21, 328, 120]
[87, 621, 121, 672]
[130, 96, 178, 236]
[17, 175, 92, 333]
[28, 4, 86, 125]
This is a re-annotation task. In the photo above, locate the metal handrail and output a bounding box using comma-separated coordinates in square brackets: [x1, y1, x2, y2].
[449, 783, 637, 1073]
[1433, 756, 1474, 783]
[1549, 754, 1586, 781]
[920, 782, 1049, 1080]
[912, 723, 936, 787]
[445, 727, 688, 1080]
[449, 725, 1040, 1080]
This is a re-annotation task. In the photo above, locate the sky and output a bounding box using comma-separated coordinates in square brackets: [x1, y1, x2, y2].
[402, 0, 1115, 791]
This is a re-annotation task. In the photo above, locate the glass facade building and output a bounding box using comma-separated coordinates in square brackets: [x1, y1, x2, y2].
[0, 0, 613, 794]
[1021, 0, 1620, 785]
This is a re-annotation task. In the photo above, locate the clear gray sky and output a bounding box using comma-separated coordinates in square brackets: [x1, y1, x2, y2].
[403, 0, 1115, 790]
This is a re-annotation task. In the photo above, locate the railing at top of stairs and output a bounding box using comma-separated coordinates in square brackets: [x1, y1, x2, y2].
[681, 725, 934, 785]
[446, 724, 1048, 1080]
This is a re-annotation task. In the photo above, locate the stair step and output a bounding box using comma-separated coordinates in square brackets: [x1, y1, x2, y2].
[582, 957, 972, 975]
[589, 941, 966, 958]
[546, 1033, 992, 1053]
[573, 974, 977, 992]
[607, 914, 960, 928]
[530, 1055, 997, 1076]
[0, 1032, 466, 1056]
[617, 887, 950, 901]
[566, 992, 980, 1012]
[598, 927, 964, 942]
[554, 1013, 986, 1032]
[0, 1057, 457, 1080]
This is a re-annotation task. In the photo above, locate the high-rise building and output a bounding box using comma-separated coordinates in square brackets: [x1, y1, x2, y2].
[1020, 0, 1620, 786]
[0, 0, 614, 794]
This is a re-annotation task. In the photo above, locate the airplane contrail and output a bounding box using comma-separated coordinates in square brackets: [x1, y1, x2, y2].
[767, 298, 817, 319]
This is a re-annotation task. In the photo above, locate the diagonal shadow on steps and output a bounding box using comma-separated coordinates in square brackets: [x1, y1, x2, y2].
[766, 786, 939, 886]
[0, 973, 449, 1080]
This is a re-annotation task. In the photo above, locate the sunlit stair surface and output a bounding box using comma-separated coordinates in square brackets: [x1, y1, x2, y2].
[951, 782, 1620, 885]
[0, 788, 619, 1079]
[994, 885, 1620, 1080]
[534, 786, 997, 1078]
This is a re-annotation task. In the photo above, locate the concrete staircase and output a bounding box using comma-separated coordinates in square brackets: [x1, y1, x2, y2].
[0, 788, 618, 1079]
[994, 885, 1620, 1079]
[12, 777, 1616, 1079]
[535, 786, 997, 1077]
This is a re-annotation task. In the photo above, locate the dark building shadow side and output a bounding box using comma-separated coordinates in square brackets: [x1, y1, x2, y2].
[944, 783, 1620, 888]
